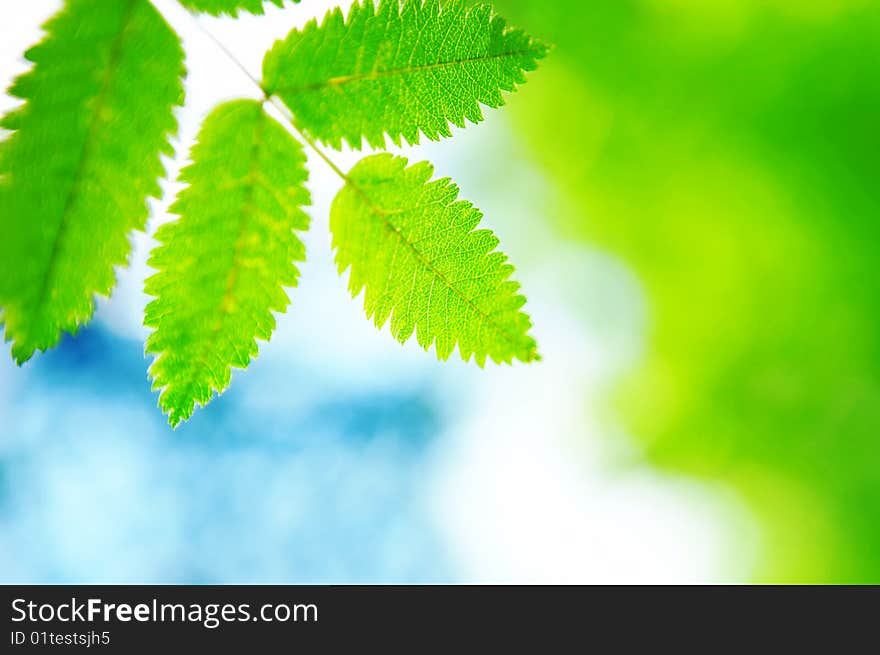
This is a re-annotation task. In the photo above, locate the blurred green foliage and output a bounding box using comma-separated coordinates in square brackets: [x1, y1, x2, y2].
[495, 0, 880, 581]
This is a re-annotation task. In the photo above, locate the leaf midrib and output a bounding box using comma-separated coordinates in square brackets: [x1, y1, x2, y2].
[267, 48, 540, 96]
[175, 109, 269, 414]
[30, 0, 138, 336]
[348, 177, 534, 360]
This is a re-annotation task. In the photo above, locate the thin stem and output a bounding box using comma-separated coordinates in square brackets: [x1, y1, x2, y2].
[181, 8, 350, 183]
[267, 96, 349, 182]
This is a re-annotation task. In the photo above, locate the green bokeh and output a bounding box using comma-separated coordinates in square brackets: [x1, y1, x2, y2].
[496, 0, 880, 581]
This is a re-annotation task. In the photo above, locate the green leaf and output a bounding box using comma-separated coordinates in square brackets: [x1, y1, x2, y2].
[177, 0, 288, 17]
[263, 0, 548, 149]
[144, 100, 311, 427]
[331, 153, 538, 365]
[0, 0, 185, 364]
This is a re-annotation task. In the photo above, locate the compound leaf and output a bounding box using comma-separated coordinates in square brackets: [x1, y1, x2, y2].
[263, 0, 548, 149]
[331, 153, 538, 365]
[177, 0, 289, 17]
[0, 0, 185, 364]
[145, 100, 311, 427]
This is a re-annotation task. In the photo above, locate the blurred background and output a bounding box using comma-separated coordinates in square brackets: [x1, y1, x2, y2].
[0, 0, 877, 583]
